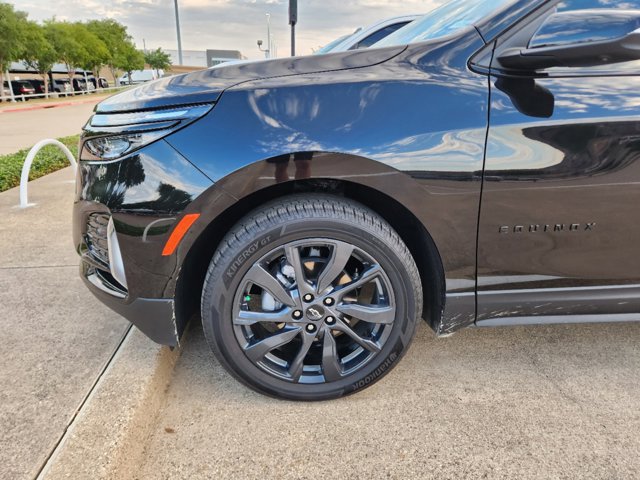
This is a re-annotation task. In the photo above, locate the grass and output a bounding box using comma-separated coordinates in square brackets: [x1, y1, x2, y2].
[0, 135, 80, 192]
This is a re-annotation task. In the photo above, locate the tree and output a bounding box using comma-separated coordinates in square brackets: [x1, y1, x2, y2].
[21, 21, 56, 98]
[73, 23, 109, 87]
[44, 21, 85, 86]
[144, 48, 171, 78]
[114, 42, 144, 85]
[86, 19, 131, 87]
[0, 3, 29, 101]
[44, 21, 107, 91]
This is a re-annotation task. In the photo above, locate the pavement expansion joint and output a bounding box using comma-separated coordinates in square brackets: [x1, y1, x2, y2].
[34, 325, 132, 479]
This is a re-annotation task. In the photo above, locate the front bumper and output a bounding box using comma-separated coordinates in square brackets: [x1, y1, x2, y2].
[80, 259, 177, 345]
[73, 139, 212, 346]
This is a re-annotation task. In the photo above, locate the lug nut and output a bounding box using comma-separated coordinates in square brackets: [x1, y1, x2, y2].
[306, 324, 317, 333]
[303, 293, 314, 302]
[325, 316, 336, 325]
[292, 310, 303, 320]
[323, 297, 335, 306]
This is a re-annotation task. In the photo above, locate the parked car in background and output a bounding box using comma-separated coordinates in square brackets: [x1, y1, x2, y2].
[314, 35, 351, 55]
[85, 76, 109, 90]
[27, 79, 48, 97]
[316, 14, 421, 54]
[51, 78, 73, 96]
[212, 15, 421, 73]
[72, 77, 96, 93]
[118, 70, 162, 86]
[72, 78, 85, 93]
[9, 80, 35, 100]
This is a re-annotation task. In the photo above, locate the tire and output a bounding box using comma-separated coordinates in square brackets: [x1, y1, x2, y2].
[201, 194, 422, 400]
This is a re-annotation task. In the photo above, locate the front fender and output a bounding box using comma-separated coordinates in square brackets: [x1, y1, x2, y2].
[168, 151, 476, 335]
[166, 34, 489, 333]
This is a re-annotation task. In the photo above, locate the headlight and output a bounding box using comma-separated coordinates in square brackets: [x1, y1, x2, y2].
[80, 103, 214, 161]
[82, 132, 166, 161]
[84, 136, 131, 159]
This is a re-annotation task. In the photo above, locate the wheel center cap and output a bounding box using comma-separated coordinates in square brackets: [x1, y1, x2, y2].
[305, 305, 325, 320]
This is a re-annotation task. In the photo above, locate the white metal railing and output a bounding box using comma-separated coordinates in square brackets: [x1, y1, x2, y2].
[19, 139, 77, 208]
[2, 85, 128, 102]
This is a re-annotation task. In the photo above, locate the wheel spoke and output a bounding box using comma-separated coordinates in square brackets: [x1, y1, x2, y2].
[284, 245, 314, 297]
[233, 238, 396, 386]
[243, 327, 302, 362]
[336, 304, 395, 325]
[234, 308, 293, 326]
[245, 264, 296, 307]
[322, 329, 343, 382]
[333, 265, 382, 298]
[332, 318, 381, 353]
[317, 241, 354, 293]
[288, 332, 316, 382]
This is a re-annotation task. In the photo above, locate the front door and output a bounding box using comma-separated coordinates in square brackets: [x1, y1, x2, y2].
[477, 1, 640, 323]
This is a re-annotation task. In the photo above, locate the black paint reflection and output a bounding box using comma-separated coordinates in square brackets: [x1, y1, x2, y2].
[78, 140, 210, 214]
[267, 152, 314, 182]
[485, 122, 640, 181]
[97, 46, 406, 113]
[81, 156, 146, 209]
[478, 73, 640, 297]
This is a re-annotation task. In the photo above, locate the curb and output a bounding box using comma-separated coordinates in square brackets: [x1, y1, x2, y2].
[37, 326, 181, 480]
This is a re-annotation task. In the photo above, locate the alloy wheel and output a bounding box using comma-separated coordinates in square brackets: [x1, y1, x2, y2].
[231, 239, 397, 384]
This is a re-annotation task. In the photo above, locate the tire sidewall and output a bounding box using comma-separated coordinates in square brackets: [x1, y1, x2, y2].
[202, 216, 419, 401]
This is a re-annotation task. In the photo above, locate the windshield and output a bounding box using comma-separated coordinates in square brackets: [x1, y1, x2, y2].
[315, 34, 353, 54]
[374, 0, 515, 47]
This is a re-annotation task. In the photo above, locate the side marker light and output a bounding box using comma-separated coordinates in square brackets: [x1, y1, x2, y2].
[161, 213, 200, 256]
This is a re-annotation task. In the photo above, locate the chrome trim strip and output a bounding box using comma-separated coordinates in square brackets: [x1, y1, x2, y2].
[477, 313, 640, 327]
[86, 271, 126, 299]
[107, 217, 128, 290]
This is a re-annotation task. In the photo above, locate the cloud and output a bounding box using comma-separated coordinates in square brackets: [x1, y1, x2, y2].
[18, 0, 444, 60]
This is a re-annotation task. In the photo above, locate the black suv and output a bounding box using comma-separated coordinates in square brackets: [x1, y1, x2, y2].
[74, 0, 640, 400]
[8, 80, 35, 100]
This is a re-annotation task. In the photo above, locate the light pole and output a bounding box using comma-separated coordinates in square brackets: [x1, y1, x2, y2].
[174, 0, 183, 65]
[289, 0, 297, 56]
[266, 13, 272, 59]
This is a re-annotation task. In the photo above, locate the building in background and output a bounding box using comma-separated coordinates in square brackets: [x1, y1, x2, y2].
[165, 49, 245, 68]
[205, 49, 245, 67]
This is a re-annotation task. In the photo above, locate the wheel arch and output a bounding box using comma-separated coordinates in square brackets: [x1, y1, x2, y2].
[174, 154, 446, 338]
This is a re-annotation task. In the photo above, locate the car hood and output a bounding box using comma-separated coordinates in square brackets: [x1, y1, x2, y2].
[96, 46, 406, 113]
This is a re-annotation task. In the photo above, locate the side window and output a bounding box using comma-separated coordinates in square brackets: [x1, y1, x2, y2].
[349, 21, 411, 50]
[551, 0, 640, 74]
[559, 0, 640, 9]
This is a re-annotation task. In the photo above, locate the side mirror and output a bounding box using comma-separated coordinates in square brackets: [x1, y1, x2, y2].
[499, 9, 640, 71]
[495, 77, 554, 118]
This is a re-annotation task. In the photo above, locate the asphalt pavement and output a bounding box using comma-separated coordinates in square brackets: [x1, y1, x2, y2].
[0, 100, 99, 154]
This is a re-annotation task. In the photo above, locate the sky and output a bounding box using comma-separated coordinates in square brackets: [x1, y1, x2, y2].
[14, 0, 445, 60]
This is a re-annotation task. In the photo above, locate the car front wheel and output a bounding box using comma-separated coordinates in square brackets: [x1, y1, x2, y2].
[201, 194, 422, 400]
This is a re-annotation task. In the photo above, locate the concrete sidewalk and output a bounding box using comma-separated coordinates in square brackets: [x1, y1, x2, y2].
[0, 168, 129, 479]
[2, 170, 640, 479]
[135, 321, 640, 479]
